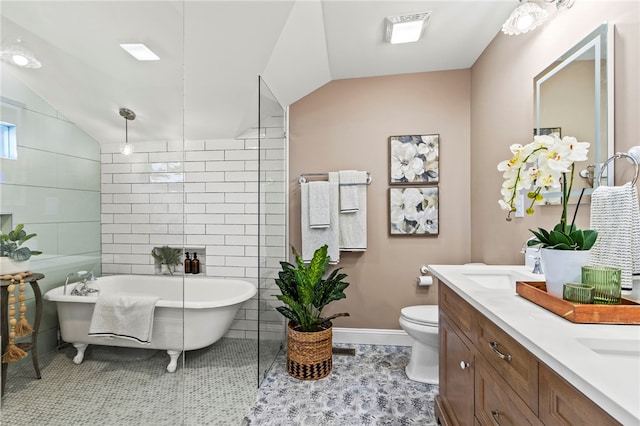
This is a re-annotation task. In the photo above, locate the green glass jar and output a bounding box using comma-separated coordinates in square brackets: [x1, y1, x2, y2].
[581, 266, 622, 305]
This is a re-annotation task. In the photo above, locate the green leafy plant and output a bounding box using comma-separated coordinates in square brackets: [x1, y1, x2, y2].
[151, 246, 182, 275]
[275, 245, 349, 332]
[0, 224, 42, 261]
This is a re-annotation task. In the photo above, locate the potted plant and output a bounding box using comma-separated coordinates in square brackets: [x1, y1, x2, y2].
[275, 244, 350, 380]
[498, 134, 598, 297]
[0, 224, 42, 275]
[151, 246, 183, 276]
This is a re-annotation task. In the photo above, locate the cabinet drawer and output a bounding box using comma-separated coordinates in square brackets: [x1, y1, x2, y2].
[475, 356, 542, 426]
[476, 314, 538, 413]
[539, 364, 621, 425]
[439, 282, 475, 342]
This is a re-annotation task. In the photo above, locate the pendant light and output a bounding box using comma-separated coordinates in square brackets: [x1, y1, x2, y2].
[119, 108, 136, 156]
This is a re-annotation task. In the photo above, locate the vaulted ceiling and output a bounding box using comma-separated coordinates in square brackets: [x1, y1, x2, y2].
[0, 1, 516, 143]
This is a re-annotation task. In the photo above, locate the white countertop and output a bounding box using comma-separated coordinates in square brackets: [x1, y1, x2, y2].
[428, 264, 640, 425]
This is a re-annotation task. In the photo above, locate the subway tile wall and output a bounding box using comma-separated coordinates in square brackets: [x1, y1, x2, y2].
[101, 133, 287, 339]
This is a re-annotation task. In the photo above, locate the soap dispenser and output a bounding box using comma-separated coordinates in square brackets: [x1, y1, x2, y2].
[191, 253, 200, 274]
[184, 252, 192, 274]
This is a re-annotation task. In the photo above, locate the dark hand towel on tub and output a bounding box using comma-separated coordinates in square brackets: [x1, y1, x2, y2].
[88, 294, 160, 344]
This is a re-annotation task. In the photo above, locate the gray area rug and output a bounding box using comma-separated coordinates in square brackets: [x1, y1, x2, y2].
[245, 344, 439, 425]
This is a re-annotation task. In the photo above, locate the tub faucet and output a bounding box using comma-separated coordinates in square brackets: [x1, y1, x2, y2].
[71, 278, 99, 296]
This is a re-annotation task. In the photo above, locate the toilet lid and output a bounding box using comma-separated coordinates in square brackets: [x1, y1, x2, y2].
[401, 305, 439, 325]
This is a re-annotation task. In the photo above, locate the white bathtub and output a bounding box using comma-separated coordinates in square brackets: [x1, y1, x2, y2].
[43, 274, 257, 372]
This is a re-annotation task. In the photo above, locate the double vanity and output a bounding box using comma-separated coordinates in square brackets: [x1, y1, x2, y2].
[428, 264, 639, 425]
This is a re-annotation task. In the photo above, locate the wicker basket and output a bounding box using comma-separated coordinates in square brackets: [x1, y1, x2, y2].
[287, 321, 332, 380]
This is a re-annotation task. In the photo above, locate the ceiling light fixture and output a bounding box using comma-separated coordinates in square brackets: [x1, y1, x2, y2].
[119, 108, 136, 156]
[0, 38, 42, 69]
[120, 43, 160, 61]
[384, 12, 431, 44]
[502, 0, 575, 36]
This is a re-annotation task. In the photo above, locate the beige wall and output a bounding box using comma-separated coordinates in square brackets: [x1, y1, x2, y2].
[289, 71, 472, 329]
[289, 1, 639, 330]
[471, 1, 639, 265]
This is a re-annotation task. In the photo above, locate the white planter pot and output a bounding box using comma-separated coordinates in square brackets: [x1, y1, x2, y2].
[0, 257, 30, 275]
[540, 248, 591, 298]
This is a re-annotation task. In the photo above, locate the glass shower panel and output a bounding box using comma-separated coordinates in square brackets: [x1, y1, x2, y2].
[0, 1, 186, 423]
[257, 76, 287, 385]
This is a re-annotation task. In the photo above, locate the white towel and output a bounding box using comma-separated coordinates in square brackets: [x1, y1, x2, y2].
[330, 172, 368, 251]
[88, 294, 160, 344]
[589, 182, 640, 290]
[339, 170, 360, 213]
[308, 181, 331, 228]
[301, 182, 340, 263]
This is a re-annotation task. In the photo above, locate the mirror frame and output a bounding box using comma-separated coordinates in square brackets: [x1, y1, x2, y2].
[534, 22, 614, 200]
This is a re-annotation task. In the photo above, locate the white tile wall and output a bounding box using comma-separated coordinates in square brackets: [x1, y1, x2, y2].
[101, 135, 287, 338]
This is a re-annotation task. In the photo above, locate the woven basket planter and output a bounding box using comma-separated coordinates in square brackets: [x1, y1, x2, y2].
[287, 321, 332, 380]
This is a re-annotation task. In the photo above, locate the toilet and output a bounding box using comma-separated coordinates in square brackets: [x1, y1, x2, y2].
[399, 305, 439, 384]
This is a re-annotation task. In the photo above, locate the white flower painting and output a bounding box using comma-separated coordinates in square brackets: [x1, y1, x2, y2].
[389, 187, 439, 235]
[390, 135, 439, 184]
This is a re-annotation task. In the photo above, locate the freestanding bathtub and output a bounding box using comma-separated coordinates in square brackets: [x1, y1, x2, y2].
[43, 274, 257, 372]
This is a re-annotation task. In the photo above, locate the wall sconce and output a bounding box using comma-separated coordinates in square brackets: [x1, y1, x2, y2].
[119, 108, 136, 156]
[502, 0, 575, 36]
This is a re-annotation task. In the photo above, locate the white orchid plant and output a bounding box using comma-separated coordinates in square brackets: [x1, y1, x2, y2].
[497, 134, 598, 251]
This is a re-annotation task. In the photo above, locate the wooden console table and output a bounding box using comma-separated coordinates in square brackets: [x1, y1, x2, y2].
[1, 273, 44, 397]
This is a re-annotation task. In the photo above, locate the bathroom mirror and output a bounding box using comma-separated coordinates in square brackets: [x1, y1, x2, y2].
[534, 22, 614, 203]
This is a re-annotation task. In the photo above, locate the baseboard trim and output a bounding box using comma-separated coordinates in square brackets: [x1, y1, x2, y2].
[332, 327, 412, 346]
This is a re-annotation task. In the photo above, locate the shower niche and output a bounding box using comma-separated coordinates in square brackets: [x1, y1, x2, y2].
[152, 246, 205, 275]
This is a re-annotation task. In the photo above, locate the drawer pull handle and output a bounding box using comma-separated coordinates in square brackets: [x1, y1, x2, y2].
[459, 361, 470, 370]
[489, 341, 512, 362]
[490, 410, 501, 426]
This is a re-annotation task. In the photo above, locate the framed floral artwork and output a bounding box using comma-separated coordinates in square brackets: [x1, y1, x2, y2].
[389, 134, 439, 184]
[389, 187, 439, 235]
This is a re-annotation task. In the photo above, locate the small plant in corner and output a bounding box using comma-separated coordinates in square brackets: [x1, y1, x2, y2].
[0, 224, 42, 261]
[151, 246, 183, 276]
[275, 244, 350, 332]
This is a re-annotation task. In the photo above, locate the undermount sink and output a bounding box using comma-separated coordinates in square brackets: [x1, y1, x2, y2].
[577, 337, 640, 359]
[463, 273, 515, 289]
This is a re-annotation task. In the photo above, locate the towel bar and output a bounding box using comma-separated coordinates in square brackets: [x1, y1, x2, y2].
[298, 172, 372, 186]
[597, 152, 639, 186]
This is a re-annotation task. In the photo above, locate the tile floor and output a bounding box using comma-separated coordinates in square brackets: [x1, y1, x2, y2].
[1, 340, 438, 425]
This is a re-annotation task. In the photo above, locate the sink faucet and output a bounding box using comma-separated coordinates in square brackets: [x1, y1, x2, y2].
[532, 257, 543, 274]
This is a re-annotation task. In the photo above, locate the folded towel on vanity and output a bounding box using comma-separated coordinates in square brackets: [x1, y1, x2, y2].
[330, 171, 368, 251]
[88, 294, 160, 344]
[301, 182, 340, 263]
[308, 181, 331, 228]
[338, 170, 360, 213]
[589, 182, 640, 290]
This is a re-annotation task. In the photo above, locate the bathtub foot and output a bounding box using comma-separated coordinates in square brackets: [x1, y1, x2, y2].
[167, 350, 181, 373]
[73, 343, 88, 364]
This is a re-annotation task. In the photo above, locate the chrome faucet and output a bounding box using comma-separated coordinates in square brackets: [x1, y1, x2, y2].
[64, 270, 98, 295]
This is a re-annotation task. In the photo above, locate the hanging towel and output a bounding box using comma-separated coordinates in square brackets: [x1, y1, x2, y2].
[308, 181, 331, 228]
[88, 294, 160, 344]
[330, 172, 368, 251]
[301, 182, 340, 263]
[339, 170, 360, 213]
[589, 182, 640, 290]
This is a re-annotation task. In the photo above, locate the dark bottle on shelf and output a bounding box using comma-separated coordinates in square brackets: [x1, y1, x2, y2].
[184, 252, 192, 274]
[191, 253, 200, 274]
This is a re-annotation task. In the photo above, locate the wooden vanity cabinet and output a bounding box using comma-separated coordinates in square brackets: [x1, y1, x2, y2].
[436, 281, 621, 426]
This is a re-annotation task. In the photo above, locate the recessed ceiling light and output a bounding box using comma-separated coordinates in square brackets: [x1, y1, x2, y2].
[120, 43, 160, 61]
[385, 12, 431, 44]
[0, 38, 42, 68]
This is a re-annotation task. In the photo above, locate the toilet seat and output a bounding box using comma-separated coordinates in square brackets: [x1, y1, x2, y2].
[400, 305, 438, 326]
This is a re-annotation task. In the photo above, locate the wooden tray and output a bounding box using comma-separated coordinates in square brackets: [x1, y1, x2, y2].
[515, 281, 640, 324]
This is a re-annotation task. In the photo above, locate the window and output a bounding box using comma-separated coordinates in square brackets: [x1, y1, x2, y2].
[0, 122, 17, 159]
